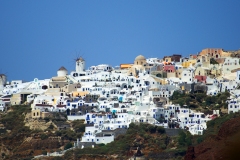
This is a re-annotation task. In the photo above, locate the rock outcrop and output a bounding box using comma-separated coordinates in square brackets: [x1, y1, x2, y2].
[24, 113, 56, 130]
[185, 116, 240, 160]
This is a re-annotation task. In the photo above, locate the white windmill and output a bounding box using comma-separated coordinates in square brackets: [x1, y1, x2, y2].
[0, 74, 7, 91]
[75, 57, 85, 72]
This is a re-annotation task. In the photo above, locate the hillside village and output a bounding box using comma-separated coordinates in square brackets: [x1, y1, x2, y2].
[1, 48, 240, 158]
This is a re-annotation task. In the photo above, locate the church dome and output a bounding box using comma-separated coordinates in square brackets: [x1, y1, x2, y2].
[135, 55, 146, 61]
[134, 55, 146, 66]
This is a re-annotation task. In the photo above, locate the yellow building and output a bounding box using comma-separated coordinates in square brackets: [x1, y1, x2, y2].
[182, 60, 197, 68]
[71, 91, 89, 97]
[163, 56, 172, 62]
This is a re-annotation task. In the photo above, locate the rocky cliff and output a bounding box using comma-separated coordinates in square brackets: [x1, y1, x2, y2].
[185, 116, 240, 160]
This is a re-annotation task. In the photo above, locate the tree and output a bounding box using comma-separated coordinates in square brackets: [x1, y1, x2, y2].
[174, 98, 185, 107]
[210, 58, 219, 64]
[156, 126, 165, 134]
[73, 123, 85, 133]
[55, 130, 62, 136]
[148, 125, 157, 133]
[178, 131, 186, 146]
[64, 142, 73, 150]
[41, 150, 47, 155]
[40, 134, 48, 140]
[48, 124, 54, 129]
[178, 131, 192, 146]
[185, 97, 191, 105]
[196, 93, 206, 103]
[206, 96, 216, 106]
[171, 91, 183, 100]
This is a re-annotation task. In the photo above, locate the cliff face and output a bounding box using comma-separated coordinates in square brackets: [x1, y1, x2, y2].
[185, 116, 240, 160]
[0, 106, 72, 160]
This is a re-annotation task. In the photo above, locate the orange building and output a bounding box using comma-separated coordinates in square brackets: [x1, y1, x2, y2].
[199, 48, 223, 58]
[120, 64, 133, 69]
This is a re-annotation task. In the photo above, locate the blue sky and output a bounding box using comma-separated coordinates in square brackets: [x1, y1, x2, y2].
[0, 1, 240, 81]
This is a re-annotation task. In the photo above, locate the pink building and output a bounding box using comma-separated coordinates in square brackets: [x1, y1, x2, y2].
[194, 75, 207, 83]
[163, 65, 175, 73]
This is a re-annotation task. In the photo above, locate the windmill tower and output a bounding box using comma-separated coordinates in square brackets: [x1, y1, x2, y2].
[75, 57, 85, 72]
[0, 74, 7, 91]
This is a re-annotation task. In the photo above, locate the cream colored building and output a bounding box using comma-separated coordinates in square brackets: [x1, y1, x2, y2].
[32, 109, 52, 119]
[195, 67, 210, 76]
[128, 55, 147, 77]
[50, 66, 68, 88]
[134, 55, 147, 65]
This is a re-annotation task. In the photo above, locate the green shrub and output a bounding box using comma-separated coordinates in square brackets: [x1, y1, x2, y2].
[178, 131, 192, 147]
[44, 117, 50, 122]
[210, 58, 219, 64]
[148, 125, 157, 133]
[160, 144, 166, 149]
[40, 134, 48, 140]
[48, 124, 54, 129]
[73, 123, 85, 133]
[51, 157, 65, 160]
[41, 150, 47, 155]
[0, 105, 32, 136]
[64, 142, 73, 150]
[197, 136, 204, 144]
[174, 148, 187, 156]
[97, 143, 105, 147]
[55, 130, 62, 136]
[157, 126, 165, 134]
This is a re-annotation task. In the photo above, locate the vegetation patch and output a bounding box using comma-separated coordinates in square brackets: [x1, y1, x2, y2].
[170, 90, 229, 111]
